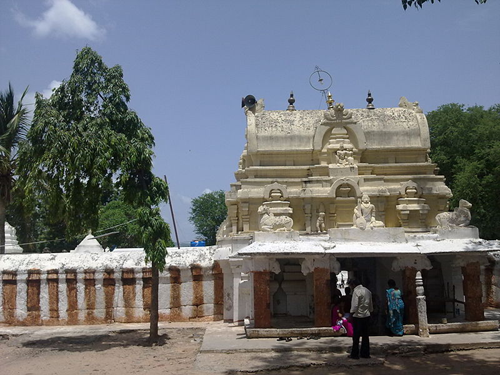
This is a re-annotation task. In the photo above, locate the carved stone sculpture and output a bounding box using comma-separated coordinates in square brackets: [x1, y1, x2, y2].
[352, 194, 384, 230]
[335, 142, 354, 166]
[258, 205, 293, 232]
[435, 199, 472, 229]
[316, 212, 326, 233]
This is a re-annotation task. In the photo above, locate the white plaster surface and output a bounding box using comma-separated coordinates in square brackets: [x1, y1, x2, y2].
[58, 277, 68, 320]
[0, 247, 219, 272]
[134, 270, 143, 319]
[40, 273, 49, 321]
[76, 272, 85, 322]
[94, 271, 105, 319]
[15, 272, 27, 321]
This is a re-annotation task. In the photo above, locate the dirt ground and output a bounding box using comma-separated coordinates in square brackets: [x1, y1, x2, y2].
[1, 328, 500, 375]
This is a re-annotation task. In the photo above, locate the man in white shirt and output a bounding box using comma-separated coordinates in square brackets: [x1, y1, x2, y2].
[348, 278, 373, 359]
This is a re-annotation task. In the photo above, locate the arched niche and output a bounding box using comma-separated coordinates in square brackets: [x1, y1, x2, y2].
[263, 182, 289, 200]
[312, 123, 367, 153]
[328, 178, 362, 198]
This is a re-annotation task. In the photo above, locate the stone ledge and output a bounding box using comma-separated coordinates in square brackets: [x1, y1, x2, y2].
[404, 319, 499, 335]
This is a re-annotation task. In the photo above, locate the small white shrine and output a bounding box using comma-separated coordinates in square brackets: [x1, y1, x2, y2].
[3, 222, 23, 254]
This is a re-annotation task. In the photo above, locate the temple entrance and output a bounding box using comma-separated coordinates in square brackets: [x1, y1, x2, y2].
[270, 259, 313, 327]
[422, 256, 446, 315]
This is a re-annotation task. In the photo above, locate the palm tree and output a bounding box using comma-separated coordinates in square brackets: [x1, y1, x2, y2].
[0, 84, 29, 253]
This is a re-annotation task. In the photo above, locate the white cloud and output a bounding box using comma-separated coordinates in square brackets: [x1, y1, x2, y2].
[14, 0, 105, 41]
[22, 80, 62, 119]
[202, 188, 213, 195]
[41, 80, 62, 98]
[178, 194, 192, 205]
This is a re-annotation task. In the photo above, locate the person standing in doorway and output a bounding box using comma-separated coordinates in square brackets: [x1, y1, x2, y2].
[348, 278, 373, 359]
[386, 279, 405, 336]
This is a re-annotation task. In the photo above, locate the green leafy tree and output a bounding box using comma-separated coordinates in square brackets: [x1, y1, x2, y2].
[18, 47, 171, 342]
[402, 0, 487, 10]
[0, 84, 29, 254]
[96, 198, 142, 249]
[428, 103, 500, 239]
[189, 190, 227, 246]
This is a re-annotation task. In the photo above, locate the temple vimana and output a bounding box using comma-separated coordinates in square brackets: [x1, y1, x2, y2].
[1, 92, 499, 337]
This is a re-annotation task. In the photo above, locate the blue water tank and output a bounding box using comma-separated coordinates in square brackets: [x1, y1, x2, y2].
[190, 240, 206, 247]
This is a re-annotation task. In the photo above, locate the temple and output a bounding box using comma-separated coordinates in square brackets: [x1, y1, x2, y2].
[216, 93, 500, 335]
[0, 93, 499, 334]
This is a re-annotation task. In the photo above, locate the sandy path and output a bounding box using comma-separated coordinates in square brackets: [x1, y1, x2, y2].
[2, 328, 500, 375]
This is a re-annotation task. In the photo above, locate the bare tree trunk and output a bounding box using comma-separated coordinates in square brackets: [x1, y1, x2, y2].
[0, 197, 6, 254]
[149, 263, 159, 343]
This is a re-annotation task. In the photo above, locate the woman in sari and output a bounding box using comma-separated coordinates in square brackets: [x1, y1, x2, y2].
[386, 279, 404, 336]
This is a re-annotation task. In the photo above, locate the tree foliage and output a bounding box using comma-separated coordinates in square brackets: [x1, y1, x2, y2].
[428, 103, 500, 239]
[402, 0, 487, 10]
[0, 84, 29, 253]
[19, 47, 163, 238]
[189, 190, 227, 246]
[96, 198, 141, 249]
[18, 47, 171, 342]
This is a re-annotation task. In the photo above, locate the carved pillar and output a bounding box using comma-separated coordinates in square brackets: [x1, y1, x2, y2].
[313, 267, 331, 327]
[253, 271, 271, 328]
[392, 255, 432, 328]
[329, 203, 337, 229]
[304, 203, 312, 234]
[229, 205, 238, 234]
[230, 260, 242, 324]
[416, 271, 429, 337]
[301, 256, 338, 327]
[241, 203, 250, 232]
[462, 262, 484, 321]
[403, 267, 418, 324]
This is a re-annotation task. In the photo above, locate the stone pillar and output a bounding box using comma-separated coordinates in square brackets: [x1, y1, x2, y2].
[65, 270, 78, 324]
[462, 262, 484, 321]
[122, 268, 136, 322]
[252, 271, 271, 328]
[191, 264, 204, 318]
[103, 269, 115, 323]
[230, 260, 242, 324]
[47, 270, 59, 322]
[84, 270, 96, 324]
[2, 271, 17, 323]
[27, 270, 41, 325]
[313, 267, 331, 327]
[212, 262, 224, 319]
[416, 271, 429, 337]
[403, 267, 418, 324]
[168, 266, 182, 321]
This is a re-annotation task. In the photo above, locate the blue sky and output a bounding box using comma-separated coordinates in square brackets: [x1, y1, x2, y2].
[1, 0, 499, 244]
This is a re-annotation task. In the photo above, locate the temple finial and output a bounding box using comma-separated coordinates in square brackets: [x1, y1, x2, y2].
[287, 91, 296, 111]
[326, 92, 334, 109]
[366, 90, 375, 109]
